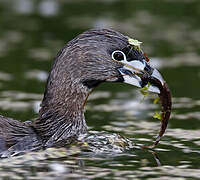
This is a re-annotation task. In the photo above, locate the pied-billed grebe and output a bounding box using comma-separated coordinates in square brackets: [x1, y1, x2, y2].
[0, 29, 165, 157]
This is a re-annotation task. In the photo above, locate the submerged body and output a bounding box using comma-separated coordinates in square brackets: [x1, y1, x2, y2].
[0, 29, 170, 157]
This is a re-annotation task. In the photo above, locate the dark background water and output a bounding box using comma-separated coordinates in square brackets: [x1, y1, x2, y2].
[0, 0, 200, 179]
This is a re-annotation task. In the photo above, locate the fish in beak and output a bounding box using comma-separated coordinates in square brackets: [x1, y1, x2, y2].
[111, 37, 172, 147]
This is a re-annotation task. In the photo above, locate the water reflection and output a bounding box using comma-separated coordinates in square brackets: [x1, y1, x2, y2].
[1, 145, 200, 179]
[0, 144, 163, 179]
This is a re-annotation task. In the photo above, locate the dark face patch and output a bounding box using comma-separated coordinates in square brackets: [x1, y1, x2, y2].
[82, 79, 105, 89]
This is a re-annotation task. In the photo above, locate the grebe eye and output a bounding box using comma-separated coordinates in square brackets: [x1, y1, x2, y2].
[112, 50, 126, 61]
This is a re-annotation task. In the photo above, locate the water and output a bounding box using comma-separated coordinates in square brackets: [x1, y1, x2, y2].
[0, 0, 200, 179]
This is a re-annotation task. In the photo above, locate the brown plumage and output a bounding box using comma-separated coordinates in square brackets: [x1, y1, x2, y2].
[0, 29, 166, 157]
